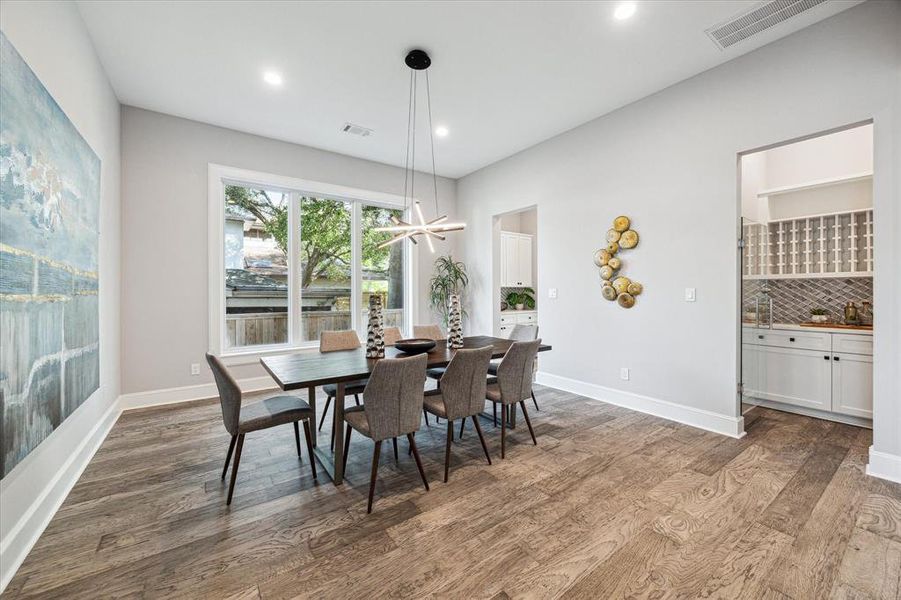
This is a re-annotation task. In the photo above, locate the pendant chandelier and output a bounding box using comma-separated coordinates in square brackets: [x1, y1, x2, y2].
[375, 49, 465, 251]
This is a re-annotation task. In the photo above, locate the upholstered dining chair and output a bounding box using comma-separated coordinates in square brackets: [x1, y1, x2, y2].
[383, 326, 403, 346]
[413, 324, 444, 341]
[484, 339, 542, 459]
[341, 353, 430, 513]
[422, 346, 494, 482]
[206, 353, 316, 505]
[318, 330, 367, 443]
[490, 324, 540, 410]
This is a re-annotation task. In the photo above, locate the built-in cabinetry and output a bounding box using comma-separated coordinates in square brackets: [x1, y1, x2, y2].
[742, 326, 872, 422]
[498, 310, 536, 338]
[500, 231, 533, 287]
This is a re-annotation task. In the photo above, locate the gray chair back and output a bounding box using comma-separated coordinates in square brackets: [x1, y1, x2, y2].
[413, 324, 444, 340]
[496, 339, 541, 405]
[362, 353, 428, 441]
[383, 326, 403, 346]
[439, 346, 494, 420]
[320, 330, 361, 352]
[509, 323, 539, 341]
[206, 353, 241, 436]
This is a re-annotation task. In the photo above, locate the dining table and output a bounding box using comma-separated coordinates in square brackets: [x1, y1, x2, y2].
[261, 335, 552, 485]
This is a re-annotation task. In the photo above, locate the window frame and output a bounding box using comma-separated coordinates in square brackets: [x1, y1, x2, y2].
[208, 163, 416, 364]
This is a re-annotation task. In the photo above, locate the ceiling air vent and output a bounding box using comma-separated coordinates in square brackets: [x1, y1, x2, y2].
[705, 0, 827, 50]
[341, 122, 374, 137]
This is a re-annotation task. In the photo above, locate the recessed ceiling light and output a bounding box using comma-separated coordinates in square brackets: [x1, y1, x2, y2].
[614, 2, 637, 21]
[435, 126, 449, 138]
[263, 71, 283, 86]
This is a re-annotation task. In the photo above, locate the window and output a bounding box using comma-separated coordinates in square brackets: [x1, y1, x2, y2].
[209, 165, 414, 357]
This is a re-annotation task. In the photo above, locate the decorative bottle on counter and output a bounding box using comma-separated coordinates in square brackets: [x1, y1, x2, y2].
[447, 294, 464, 349]
[366, 296, 385, 358]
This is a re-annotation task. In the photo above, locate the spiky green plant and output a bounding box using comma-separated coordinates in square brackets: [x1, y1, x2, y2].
[429, 256, 469, 328]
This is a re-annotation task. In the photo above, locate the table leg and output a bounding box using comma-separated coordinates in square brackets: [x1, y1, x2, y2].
[308, 386, 317, 447]
[331, 382, 345, 485]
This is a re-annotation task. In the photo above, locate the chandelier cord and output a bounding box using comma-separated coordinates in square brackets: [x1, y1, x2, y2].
[425, 69, 440, 216]
[402, 68, 414, 212]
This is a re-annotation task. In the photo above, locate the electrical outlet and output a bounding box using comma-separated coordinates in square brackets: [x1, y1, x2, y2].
[548, 288, 558, 299]
[620, 367, 630, 381]
[190, 363, 200, 376]
[685, 287, 696, 302]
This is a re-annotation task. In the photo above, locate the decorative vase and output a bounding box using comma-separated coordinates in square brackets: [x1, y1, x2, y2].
[447, 293, 464, 349]
[366, 296, 385, 358]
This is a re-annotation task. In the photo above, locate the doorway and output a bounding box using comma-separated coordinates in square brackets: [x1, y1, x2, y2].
[738, 123, 874, 428]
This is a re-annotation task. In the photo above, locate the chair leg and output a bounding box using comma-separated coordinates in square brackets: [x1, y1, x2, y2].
[444, 420, 453, 483]
[318, 396, 332, 431]
[472, 416, 492, 465]
[342, 423, 353, 475]
[408, 431, 414, 456]
[392, 437, 399, 461]
[222, 434, 237, 480]
[302, 420, 317, 480]
[493, 403, 498, 427]
[367, 440, 382, 514]
[423, 409, 430, 427]
[407, 433, 430, 492]
[354, 393, 361, 406]
[520, 401, 537, 445]
[532, 390, 539, 411]
[293, 422, 302, 458]
[501, 405, 507, 459]
[459, 418, 466, 439]
[226, 434, 245, 505]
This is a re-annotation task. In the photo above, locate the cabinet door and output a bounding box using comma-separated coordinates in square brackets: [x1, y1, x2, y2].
[516, 235, 533, 287]
[831, 352, 873, 418]
[752, 346, 832, 411]
[500, 234, 518, 286]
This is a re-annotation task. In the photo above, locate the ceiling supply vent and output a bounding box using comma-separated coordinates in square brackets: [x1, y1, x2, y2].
[705, 0, 827, 50]
[341, 122, 374, 137]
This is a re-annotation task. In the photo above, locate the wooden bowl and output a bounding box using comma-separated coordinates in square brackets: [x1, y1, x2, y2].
[394, 338, 437, 355]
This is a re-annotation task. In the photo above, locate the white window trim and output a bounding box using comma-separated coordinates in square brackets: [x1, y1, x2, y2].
[208, 163, 418, 364]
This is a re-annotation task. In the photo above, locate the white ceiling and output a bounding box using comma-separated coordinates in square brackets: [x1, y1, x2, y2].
[77, 1, 861, 178]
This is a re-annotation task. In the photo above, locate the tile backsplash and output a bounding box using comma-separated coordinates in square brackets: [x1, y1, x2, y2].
[743, 277, 873, 324]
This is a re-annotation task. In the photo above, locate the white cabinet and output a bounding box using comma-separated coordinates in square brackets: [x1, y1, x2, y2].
[500, 231, 533, 287]
[831, 352, 873, 418]
[744, 344, 832, 411]
[497, 311, 537, 338]
[742, 327, 872, 422]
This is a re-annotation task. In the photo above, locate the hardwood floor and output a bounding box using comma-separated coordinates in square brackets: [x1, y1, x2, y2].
[5, 386, 900, 599]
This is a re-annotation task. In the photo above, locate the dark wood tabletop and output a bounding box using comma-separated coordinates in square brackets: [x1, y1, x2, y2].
[261, 335, 552, 390]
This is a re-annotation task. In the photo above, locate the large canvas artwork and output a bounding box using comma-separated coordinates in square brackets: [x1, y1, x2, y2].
[0, 32, 101, 478]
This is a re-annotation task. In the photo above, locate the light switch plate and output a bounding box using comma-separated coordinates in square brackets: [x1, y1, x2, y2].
[548, 288, 558, 299]
[190, 363, 200, 376]
[685, 288, 696, 302]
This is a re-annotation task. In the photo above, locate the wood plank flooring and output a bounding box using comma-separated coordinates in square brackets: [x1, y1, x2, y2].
[5, 386, 900, 599]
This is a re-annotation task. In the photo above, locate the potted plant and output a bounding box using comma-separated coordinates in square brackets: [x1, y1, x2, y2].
[429, 256, 468, 328]
[505, 288, 535, 311]
[810, 308, 829, 323]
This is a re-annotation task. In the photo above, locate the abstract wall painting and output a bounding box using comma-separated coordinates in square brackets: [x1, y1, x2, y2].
[0, 32, 101, 478]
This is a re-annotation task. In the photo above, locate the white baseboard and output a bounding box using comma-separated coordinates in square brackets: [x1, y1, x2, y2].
[867, 447, 901, 484]
[118, 376, 277, 410]
[0, 375, 277, 594]
[0, 395, 120, 594]
[536, 371, 745, 438]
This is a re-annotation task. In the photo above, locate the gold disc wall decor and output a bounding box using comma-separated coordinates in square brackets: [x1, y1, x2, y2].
[593, 215, 643, 308]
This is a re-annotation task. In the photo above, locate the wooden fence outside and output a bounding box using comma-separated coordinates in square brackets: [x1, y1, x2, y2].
[226, 309, 404, 348]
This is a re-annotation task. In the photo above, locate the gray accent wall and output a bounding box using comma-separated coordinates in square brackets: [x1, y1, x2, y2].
[120, 107, 458, 394]
[456, 2, 901, 463]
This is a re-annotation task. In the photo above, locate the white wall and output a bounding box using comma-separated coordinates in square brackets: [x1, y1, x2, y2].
[0, 0, 121, 590]
[457, 1, 901, 470]
[120, 107, 457, 394]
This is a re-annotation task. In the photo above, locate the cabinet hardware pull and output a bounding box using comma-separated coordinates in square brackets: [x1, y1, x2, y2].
[789, 337, 795, 342]
[824, 355, 829, 360]
[758, 335, 764, 339]
[834, 356, 840, 361]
